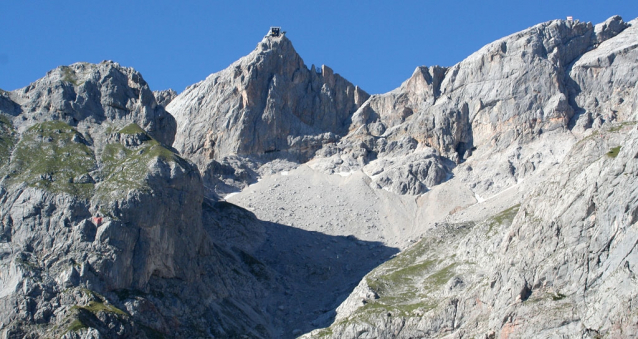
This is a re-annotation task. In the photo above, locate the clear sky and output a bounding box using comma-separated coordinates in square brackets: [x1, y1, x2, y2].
[1, 1, 637, 95]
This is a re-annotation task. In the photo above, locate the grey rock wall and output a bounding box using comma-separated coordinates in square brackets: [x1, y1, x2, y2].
[152, 89, 177, 109]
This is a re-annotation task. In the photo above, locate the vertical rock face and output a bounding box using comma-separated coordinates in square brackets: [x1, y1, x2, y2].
[360, 16, 629, 154]
[1, 14, 638, 339]
[1, 62, 199, 292]
[311, 122, 638, 339]
[302, 16, 638, 339]
[569, 17, 638, 129]
[167, 35, 369, 193]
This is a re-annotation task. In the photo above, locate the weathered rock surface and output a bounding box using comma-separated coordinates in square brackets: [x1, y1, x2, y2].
[299, 16, 638, 339]
[309, 16, 631, 196]
[6, 61, 176, 146]
[569, 17, 638, 130]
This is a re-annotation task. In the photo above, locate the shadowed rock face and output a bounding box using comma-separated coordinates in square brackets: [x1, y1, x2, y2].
[152, 89, 177, 109]
[0, 59, 394, 339]
[299, 16, 638, 339]
[0, 62, 263, 338]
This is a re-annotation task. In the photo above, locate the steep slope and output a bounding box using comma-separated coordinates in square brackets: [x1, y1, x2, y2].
[1, 14, 637, 339]
[0, 61, 396, 339]
[569, 17, 638, 129]
[167, 34, 369, 196]
[0, 63, 278, 338]
[305, 121, 638, 339]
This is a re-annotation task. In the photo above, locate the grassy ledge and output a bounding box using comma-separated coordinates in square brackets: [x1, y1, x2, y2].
[606, 146, 621, 158]
[6, 121, 96, 199]
[61, 66, 79, 86]
[0, 114, 16, 166]
[95, 123, 184, 202]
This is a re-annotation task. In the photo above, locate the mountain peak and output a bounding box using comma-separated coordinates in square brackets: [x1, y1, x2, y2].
[168, 31, 369, 195]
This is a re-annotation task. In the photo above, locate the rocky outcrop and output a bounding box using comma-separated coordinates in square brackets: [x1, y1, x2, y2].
[302, 15, 638, 338]
[307, 121, 638, 338]
[2, 14, 638, 339]
[311, 15, 631, 195]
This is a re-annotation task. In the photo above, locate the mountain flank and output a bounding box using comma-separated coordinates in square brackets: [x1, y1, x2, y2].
[0, 15, 637, 339]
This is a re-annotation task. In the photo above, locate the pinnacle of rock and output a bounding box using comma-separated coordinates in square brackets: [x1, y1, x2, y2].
[167, 34, 369, 195]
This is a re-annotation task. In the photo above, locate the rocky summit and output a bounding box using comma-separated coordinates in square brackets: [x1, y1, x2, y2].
[0, 16, 637, 339]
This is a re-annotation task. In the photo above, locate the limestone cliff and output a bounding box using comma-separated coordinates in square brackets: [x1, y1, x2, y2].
[313, 16, 633, 195]
[167, 35, 368, 195]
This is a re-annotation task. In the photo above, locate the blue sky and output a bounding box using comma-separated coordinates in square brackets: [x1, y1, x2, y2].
[1, 1, 637, 95]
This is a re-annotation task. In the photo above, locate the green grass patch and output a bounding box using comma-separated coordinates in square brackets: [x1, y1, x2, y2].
[67, 319, 87, 333]
[574, 130, 600, 147]
[367, 259, 436, 294]
[424, 263, 456, 288]
[119, 123, 147, 135]
[5, 121, 97, 198]
[95, 135, 180, 202]
[351, 298, 439, 323]
[606, 146, 621, 158]
[83, 301, 128, 316]
[0, 114, 16, 166]
[314, 327, 333, 338]
[607, 121, 636, 132]
[62, 66, 79, 86]
[486, 204, 520, 236]
[71, 299, 127, 317]
[552, 292, 567, 301]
